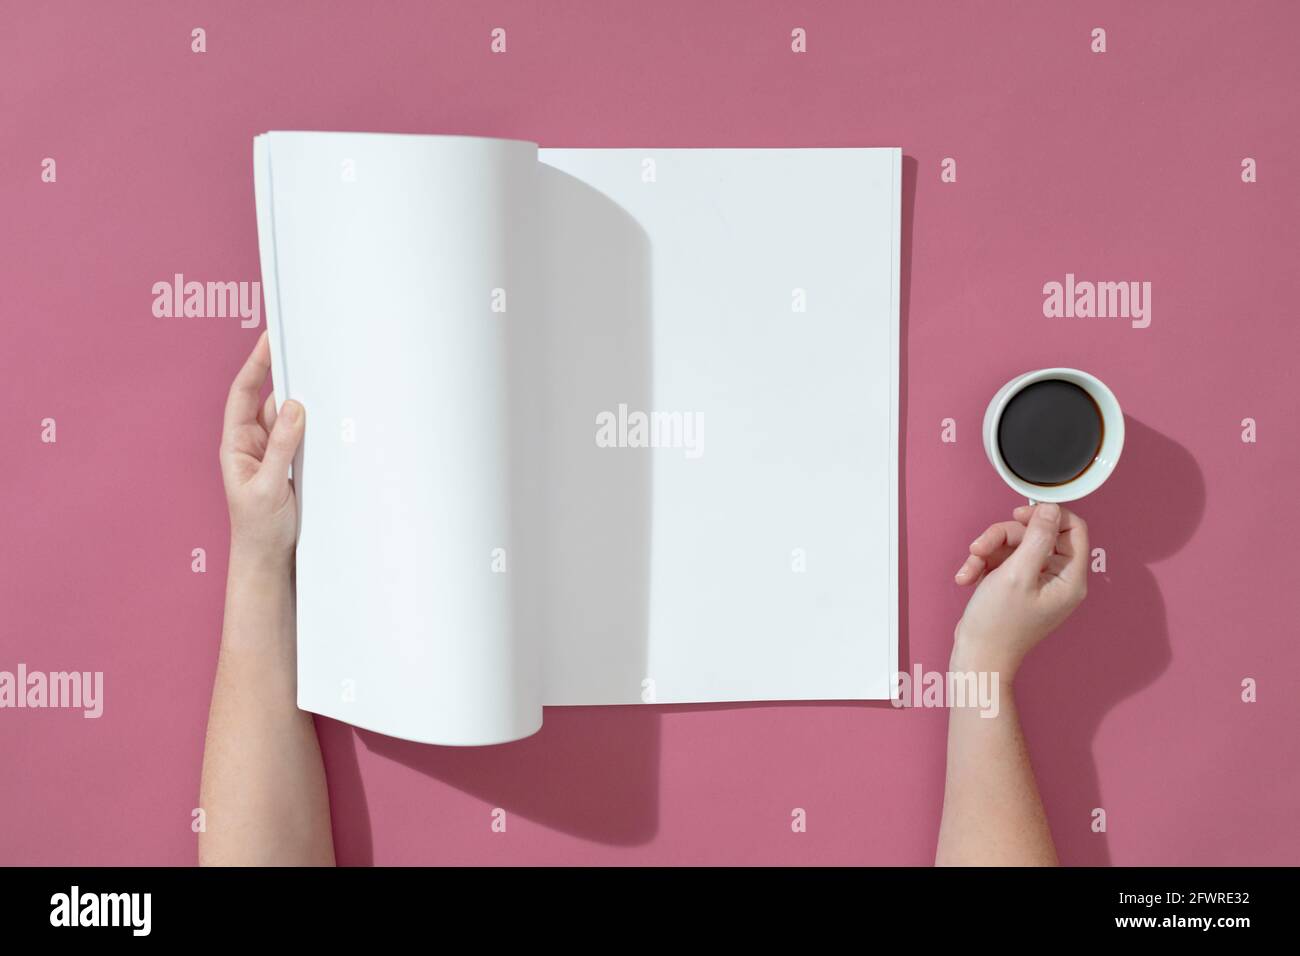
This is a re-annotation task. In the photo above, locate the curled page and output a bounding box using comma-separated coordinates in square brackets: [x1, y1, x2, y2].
[254, 132, 542, 745]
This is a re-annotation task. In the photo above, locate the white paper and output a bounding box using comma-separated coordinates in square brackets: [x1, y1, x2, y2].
[255, 133, 543, 745]
[254, 133, 899, 745]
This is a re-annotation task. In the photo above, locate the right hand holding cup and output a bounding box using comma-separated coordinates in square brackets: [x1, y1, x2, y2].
[951, 502, 1090, 681]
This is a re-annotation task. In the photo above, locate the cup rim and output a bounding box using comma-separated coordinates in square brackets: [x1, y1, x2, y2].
[987, 368, 1124, 503]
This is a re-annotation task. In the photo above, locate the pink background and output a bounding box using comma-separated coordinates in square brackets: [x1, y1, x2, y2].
[3, 1, 1298, 865]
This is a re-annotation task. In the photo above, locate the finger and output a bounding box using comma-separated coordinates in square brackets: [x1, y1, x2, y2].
[966, 521, 1026, 575]
[1004, 502, 1062, 580]
[256, 399, 305, 488]
[1011, 503, 1084, 556]
[974, 545, 1019, 574]
[1058, 511, 1090, 583]
[257, 392, 278, 434]
[223, 332, 272, 436]
[954, 553, 986, 585]
[1052, 512, 1086, 557]
[969, 520, 1026, 557]
[1043, 554, 1070, 577]
[1012, 503, 1084, 532]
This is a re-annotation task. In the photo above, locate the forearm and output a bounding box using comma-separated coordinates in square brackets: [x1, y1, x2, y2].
[935, 669, 1057, 867]
[198, 547, 335, 866]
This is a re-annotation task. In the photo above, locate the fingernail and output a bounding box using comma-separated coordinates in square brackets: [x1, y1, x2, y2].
[1039, 502, 1060, 520]
[282, 400, 301, 422]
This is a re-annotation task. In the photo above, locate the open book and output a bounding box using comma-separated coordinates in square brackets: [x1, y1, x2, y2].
[252, 132, 900, 745]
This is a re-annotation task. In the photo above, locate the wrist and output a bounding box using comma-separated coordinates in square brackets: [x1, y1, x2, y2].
[949, 634, 1019, 687]
[228, 539, 295, 576]
[221, 540, 297, 665]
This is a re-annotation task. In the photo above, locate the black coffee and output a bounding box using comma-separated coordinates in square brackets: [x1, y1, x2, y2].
[997, 379, 1103, 486]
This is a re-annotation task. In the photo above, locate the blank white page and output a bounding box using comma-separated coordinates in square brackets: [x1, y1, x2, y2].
[533, 148, 900, 705]
[255, 132, 545, 745]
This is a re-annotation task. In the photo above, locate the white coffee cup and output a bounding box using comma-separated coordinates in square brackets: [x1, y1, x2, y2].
[982, 368, 1124, 504]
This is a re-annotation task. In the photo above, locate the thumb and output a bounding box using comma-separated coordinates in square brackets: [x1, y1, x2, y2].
[257, 399, 305, 487]
[1005, 501, 1060, 581]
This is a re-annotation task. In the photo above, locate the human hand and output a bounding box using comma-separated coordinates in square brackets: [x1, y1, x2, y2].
[950, 502, 1089, 680]
[219, 332, 306, 565]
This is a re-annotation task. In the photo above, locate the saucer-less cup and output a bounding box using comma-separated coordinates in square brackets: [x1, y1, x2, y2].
[982, 368, 1124, 504]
